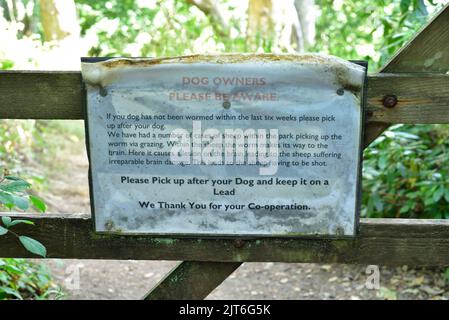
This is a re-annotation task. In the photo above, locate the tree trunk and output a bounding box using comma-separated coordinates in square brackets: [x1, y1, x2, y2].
[293, 0, 316, 51]
[39, 0, 79, 41]
[246, 0, 315, 53]
[247, 0, 274, 51]
[186, 0, 229, 36]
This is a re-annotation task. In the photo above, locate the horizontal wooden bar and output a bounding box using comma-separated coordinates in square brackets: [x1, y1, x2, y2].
[1, 213, 449, 266]
[1, 72, 449, 125]
[0, 71, 84, 120]
[364, 4, 449, 146]
[366, 73, 449, 124]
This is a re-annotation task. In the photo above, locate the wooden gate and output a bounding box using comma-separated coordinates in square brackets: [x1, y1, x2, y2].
[0, 4, 448, 300]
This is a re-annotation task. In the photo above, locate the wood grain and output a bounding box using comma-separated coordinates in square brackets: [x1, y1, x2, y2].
[0, 71, 84, 120]
[381, 3, 449, 74]
[1, 71, 449, 126]
[144, 261, 242, 300]
[366, 73, 449, 124]
[1, 213, 449, 266]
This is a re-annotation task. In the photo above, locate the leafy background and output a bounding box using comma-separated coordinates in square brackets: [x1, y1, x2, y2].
[0, 0, 448, 299]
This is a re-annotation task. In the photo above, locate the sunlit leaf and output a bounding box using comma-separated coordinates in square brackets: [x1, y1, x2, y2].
[30, 195, 46, 213]
[0, 180, 31, 193]
[0, 286, 23, 300]
[8, 219, 35, 227]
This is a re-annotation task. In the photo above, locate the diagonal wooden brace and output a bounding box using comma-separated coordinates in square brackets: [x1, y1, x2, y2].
[364, 3, 449, 146]
[144, 261, 242, 300]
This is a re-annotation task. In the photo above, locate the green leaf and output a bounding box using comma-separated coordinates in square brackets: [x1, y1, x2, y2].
[2, 264, 21, 274]
[19, 236, 46, 257]
[1, 216, 12, 228]
[4, 175, 22, 181]
[399, 204, 411, 214]
[0, 226, 8, 236]
[378, 155, 388, 170]
[0, 286, 23, 300]
[8, 219, 35, 227]
[372, 194, 383, 212]
[12, 195, 29, 210]
[444, 189, 449, 202]
[424, 196, 434, 206]
[444, 268, 449, 284]
[10, 219, 35, 227]
[433, 186, 444, 203]
[0, 180, 31, 193]
[30, 195, 46, 213]
[0, 191, 14, 206]
[0, 59, 14, 70]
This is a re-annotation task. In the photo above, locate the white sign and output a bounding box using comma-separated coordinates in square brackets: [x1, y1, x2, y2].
[82, 54, 365, 236]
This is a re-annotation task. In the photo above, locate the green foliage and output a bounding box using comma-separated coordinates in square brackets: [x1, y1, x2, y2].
[76, 0, 276, 57]
[0, 171, 47, 257]
[0, 172, 50, 297]
[0, 174, 45, 213]
[444, 268, 449, 284]
[314, 0, 445, 70]
[0, 258, 62, 300]
[76, 0, 224, 57]
[74, 0, 447, 71]
[315, 0, 449, 220]
[362, 124, 449, 218]
[0, 120, 39, 165]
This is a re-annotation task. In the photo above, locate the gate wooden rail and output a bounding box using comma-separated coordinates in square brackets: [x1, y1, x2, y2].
[0, 4, 448, 300]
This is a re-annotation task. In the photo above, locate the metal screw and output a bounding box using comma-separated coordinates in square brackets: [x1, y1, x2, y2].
[383, 94, 398, 108]
[233, 239, 245, 248]
[336, 88, 345, 96]
[105, 220, 114, 231]
[99, 86, 108, 97]
[335, 226, 345, 236]
[223, 101, 231, 109]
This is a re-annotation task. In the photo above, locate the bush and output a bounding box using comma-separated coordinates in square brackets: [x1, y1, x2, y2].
[362, 124, 449, 218]
[0, 258, 62, 300]
[0, 120, 54, 300]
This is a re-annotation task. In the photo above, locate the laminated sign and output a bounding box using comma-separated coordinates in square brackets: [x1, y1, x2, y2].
[82, 54, 366, 237]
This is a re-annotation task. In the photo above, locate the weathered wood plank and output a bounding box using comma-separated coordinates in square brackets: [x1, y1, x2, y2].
[381, 3, 449, 74]
[0, 71, 84, 120]
[1, 213, 449, 267]
[366, 73, 449, 124]
[1, 71, 449, 126]
[364, 4, 449, 145]
[144, 261, 242, 300]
